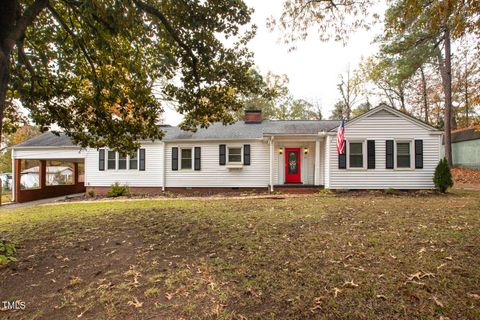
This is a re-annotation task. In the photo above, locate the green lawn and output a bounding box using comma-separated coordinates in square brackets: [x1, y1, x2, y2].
[1, 191, 11, 204]
[0, 191, 479, 319]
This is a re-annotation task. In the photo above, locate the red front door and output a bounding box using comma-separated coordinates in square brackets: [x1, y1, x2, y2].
[285, 148, 301, 183]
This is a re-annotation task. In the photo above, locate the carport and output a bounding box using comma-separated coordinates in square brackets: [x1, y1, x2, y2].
[11, 133, 86, 203]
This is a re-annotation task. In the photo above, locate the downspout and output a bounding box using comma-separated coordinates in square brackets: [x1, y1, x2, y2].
[11, 148, 14, 202]
[162, 141, 166, 191]
[269, 136, 274, 192]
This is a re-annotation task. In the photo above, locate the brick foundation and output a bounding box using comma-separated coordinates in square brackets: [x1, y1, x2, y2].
[87, 186, 323, 197]
[87, 186, 269, 196]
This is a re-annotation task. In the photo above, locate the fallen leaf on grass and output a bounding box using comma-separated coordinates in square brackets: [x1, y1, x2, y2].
[309, 296, 325, 312]
[406, 280, 427, 286]
[165, 292, 174, 300]
[408, 272, 422, 281]
[343, 280, 359, 288]
[333, 287, 342, 298]
[376, 294, 387, 300]
[467, 293, 480, 300]
[127, 297, 143, 308]
[437, 263, 447, 270]
[432, 296, 444, 308]
[408, 271, 435, 281]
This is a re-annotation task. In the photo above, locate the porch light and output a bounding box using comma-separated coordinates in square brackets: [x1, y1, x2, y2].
[304, 147, 309, 154]
[279, 147, 284, 154]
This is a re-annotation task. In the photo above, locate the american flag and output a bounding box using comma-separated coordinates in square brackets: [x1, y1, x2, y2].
[336, 119, 345, 154]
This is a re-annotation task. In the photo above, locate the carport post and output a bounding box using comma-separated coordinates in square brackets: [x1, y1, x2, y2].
[74, 162, 79, 184]
[40, 160, 46, 189]
[14, 159, 21, 203]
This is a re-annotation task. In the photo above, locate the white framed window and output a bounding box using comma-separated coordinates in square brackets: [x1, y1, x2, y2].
[118, 153, 127, 170]
[395, 140, 413, 169]
[104, 149, 140, 171]
[227, 146, 242, 164]
[347, 140, 366, 169]
[180, 148, 193, 170]
[129, 151, 138, 170]
[107, 150, 116, 170]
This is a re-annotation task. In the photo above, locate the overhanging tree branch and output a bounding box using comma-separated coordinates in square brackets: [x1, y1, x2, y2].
[46, 3, 98, 84]
[132, 0, 200, 83]
[5, 0, 48, 52]
[17, 36, 37, 95]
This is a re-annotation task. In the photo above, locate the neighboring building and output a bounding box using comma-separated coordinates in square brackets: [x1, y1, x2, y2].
[441, 127, 480, 169]
[0, 173, 12, 190]
[11, 105, 443, 202]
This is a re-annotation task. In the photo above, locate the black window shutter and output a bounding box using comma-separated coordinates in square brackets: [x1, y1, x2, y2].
[244, 144, 251, 165]
[172, 147, 178, 171]
[139, 148, 146, 171]
[338, 141, 347, 169]
[386, 140, 394, 169]
[367, 140, 376, 169]
[415, 140, 423, 169]
[99, 149, 105, 171]
[194, 147, 201, 171]
[219, 144, 226, 165]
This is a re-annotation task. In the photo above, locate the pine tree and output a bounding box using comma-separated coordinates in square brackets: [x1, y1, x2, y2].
[433, 158, 454, 193]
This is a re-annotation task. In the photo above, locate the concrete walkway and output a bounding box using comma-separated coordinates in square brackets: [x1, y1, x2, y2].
[0, 193, 85, 210]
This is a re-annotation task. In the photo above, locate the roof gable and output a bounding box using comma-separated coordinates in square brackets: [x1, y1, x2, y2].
[343, 104, 441, 132]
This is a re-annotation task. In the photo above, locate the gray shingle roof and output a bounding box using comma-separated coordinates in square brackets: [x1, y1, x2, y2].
[451, 127, 480, 143]
[15, 132, 76, 147]
[162, 120, 340, 140]
[15, 120, 341, 148]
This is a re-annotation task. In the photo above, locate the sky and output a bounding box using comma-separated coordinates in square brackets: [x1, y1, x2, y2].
[164, 1, 384, 125]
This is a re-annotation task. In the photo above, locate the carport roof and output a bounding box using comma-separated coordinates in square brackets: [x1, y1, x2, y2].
[15, 132, 77, 148]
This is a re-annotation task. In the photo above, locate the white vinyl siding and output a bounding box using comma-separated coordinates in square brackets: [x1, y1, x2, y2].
[327, 109, 441, 189]
[13, 148, 86, 160]
[165, 141, 269, 188]
[85, 142, 164, 187]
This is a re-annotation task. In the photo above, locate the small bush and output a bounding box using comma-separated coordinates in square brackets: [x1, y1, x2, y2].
[319, 188, 334, 195]
[107, 182, 130, 197]
[384, 188, 396, 195]
[0, 239, 17, 265]
[433, 158, 454, 193]
[87, 190, 95, 198]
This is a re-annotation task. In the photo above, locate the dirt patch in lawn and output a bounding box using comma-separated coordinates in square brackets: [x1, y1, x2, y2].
[0, 191, 479, 319]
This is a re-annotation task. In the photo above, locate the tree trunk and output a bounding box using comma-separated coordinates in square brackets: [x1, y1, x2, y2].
[399, 85, 406, 112]
[437, 28, 453, 167]
[420, 66, 429, 123]
[464, 53, 469, 126]
[0, 0, 17, 206]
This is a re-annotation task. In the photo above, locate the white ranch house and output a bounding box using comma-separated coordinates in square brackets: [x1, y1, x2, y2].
[11, 105, 443, 202]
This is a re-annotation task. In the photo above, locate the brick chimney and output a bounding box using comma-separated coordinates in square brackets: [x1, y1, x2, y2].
[244, 110, 262, 123]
